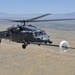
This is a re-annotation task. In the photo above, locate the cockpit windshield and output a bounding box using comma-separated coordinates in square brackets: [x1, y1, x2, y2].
[34, 30, 46, 37]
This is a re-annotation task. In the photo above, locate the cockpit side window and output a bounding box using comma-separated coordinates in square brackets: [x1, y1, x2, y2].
[42, 30, 46, 34]
[23, 31, 33, 36]
[34, 30, 46, 37]
[34, 32, 38, 37]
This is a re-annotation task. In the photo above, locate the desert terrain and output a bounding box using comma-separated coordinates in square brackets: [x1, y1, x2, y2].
[0, 24, 75, 75]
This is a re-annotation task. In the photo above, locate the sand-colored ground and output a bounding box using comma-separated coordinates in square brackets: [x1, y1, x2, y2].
[0, 25, 75, 75]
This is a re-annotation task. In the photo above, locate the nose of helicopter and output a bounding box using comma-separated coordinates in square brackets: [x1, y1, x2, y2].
[40, 35, 52, 44]
[41, 35, 49, 41]
[37, 35, 50, 42]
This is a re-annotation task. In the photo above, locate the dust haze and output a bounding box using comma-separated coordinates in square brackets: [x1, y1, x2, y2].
[0, 24, 75, 75]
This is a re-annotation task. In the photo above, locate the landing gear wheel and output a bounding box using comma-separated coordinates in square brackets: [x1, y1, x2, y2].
[45, 42, 47, 44]
[48, 40, 52, 44]
[22, 44, 26, 49]
[38, 44, 40, 46]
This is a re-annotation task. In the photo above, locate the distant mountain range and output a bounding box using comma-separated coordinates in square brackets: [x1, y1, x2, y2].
[0, 12, 75, 30]
[0, 12, 45, 19]
[0, 12, 75, 19]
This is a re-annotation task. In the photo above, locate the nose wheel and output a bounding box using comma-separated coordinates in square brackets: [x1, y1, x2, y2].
[45, 40, 53, 44]
[48, 40, 53, 44]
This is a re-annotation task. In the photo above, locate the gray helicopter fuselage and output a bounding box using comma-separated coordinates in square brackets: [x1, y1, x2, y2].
[0, 25, 51, 44]
[0, 13, 75, 49]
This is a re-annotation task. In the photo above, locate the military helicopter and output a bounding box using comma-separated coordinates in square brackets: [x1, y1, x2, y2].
[0, 13, 75, 52]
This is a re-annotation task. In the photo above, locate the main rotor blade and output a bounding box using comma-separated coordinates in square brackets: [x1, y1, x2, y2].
[0, 19, 26, 22]
[28, 13, 51, 21]
[0, 13, 51, 23]
[30, 18, 75, 22]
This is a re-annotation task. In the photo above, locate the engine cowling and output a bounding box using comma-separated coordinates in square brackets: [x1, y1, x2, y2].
[8, 27, 20, 32]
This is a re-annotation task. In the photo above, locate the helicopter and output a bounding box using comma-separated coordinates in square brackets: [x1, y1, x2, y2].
[0, 13, 75, 52]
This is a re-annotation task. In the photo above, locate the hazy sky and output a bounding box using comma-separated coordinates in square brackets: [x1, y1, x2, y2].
[0, 0, 75, 14]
